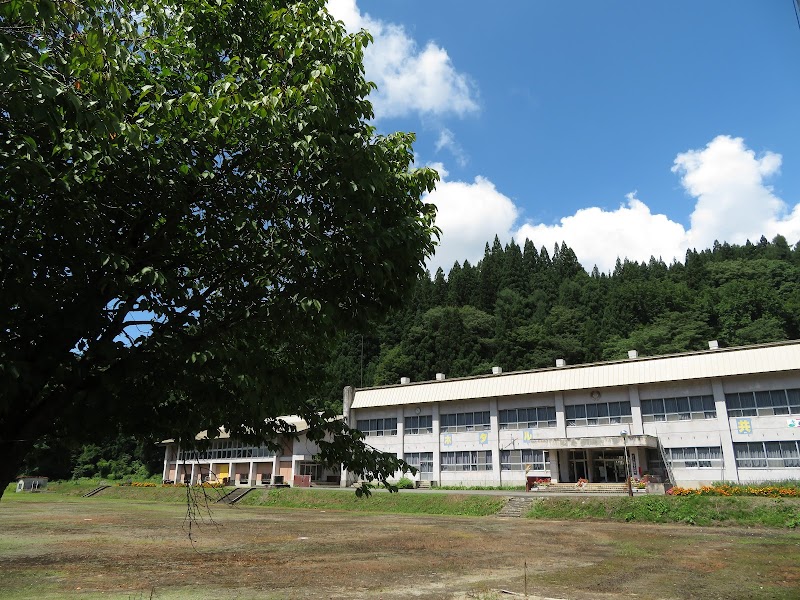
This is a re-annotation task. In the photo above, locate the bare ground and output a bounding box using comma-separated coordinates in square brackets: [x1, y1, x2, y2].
[0, 498, 799, 600]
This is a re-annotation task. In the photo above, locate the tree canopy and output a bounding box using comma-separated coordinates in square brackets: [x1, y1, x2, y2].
[0, 0, 438, 496]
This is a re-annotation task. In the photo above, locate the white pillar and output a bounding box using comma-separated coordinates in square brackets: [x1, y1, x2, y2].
[549, 449, 560, 483]
[628, 385, 644, 435]
[190, 462, 197, 486]
[489, 398, 500, 481]
[248, 461, 255, 487]
[162, 445, 170, 481]
[554, 392, 567, 437]
[712, 379, 739, 483]
[272, 455, 279, 485]
[432, 403, 441, 484]
[397, 406, 405, 473]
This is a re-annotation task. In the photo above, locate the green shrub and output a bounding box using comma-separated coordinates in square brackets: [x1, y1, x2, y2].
[395, 477, 415, 489]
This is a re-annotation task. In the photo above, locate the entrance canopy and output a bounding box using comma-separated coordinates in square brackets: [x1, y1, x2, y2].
[525, 434, 658, 451]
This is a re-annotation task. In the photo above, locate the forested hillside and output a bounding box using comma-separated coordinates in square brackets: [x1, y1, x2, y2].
[323, 234, 800, 405]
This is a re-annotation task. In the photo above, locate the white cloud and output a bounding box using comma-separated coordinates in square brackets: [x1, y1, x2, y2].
[674, 135, 799, 248]
[514, 193, 688, 273]
[425, 136, 800, 275]
[326, 0, 478, 120]
[424, 172, 518, 274]
[435, 128, 468, 167]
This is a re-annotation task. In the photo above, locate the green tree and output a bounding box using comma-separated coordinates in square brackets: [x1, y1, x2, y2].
[0, 0, 438, 497]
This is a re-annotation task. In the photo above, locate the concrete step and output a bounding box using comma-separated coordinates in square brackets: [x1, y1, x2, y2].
[497, 496, 534, 518]
[216, 487, 254, 505]
[83, 485, 110, 498]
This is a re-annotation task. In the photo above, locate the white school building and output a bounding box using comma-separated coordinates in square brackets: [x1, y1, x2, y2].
[162, 340, 800, 489]
[340, 340, 800, 488]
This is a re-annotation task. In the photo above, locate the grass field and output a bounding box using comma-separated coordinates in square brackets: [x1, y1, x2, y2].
[1, 490, 799, 599]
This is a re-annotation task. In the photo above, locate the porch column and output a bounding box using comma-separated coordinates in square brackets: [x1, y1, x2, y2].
[559, 450, 570, 482]
[549, 449, 560, 483]
[248, 461, 255, 487]
[162, 445, 170, 481]
[190, 462, 197, 486]
[272, 455, 279, 485]
[228, 461, 233, 485]
[291, 455, 299, 486]
[586, 450, 594, 482]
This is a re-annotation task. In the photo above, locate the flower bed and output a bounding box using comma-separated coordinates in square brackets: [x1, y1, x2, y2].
[667, 484, 799, 498]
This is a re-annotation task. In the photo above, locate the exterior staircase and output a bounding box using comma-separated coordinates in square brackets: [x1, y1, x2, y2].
[216, 487, 254, 505]
[416, 480, 433, 489]
[497, 496, 535, 517]
[83, 485, 110, 497]
[539, 482, 631, 494]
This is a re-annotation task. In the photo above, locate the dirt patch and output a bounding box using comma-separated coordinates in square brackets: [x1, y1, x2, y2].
[0, 499, 798, 599]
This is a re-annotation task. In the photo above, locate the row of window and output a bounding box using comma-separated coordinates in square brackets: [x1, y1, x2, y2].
[356, 418, 398, 436]
[500, 449, 549, 471]
[725, 389, 800, 417]
[734, 441, 800, 468]
[356, 388, 800, 437]
[404, 452, 433, 473]
[665, 446, 723, 468]
[403, 450, 550, 472]
[440, 450, 493, 471]
[499, 407, 557, 429]
[177, 444, 275, 461]
[440, 411, 491, 432]
[565, 401, 632, 426]
[405, 415, 433, 434]
[663, 442, 800, 469]
[641, 395, 716, 422]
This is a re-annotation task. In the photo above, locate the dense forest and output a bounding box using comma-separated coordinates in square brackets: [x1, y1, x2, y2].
[322, 234, 800, 406]
[22, 234, 800, 480]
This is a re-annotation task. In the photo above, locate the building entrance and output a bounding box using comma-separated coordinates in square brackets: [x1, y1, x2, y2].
[567, 450, 589, 482]
[592, 450, 627, 483]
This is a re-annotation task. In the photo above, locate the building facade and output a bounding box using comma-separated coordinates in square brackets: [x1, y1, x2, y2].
[342, 341, 800, 488]
[161, 416, 341, 487]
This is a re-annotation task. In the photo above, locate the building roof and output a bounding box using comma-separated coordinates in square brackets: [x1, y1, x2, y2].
[351, 340, 800, 409]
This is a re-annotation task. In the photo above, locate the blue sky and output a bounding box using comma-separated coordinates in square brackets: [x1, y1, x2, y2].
[327, 1, 800, 273]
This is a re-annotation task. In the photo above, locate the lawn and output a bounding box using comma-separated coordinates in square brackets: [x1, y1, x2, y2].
[1, 492, 799, 599]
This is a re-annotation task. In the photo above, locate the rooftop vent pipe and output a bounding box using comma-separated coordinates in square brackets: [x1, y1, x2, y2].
[628, 350, 638, 359]
[435, 373, 446, 381]
[555, 358, 566, 368]
[400, 377, 411, 385]
[708, 340, 719, 350]
[492, 366, 502, 375]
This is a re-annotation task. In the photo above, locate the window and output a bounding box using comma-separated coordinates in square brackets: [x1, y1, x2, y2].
[177, 440, 275, 461]
[441, 450, 492, 471]
[501, 449, 549, 471]
[404, 452, 433, 473]
[499, 407, 557, 429]
[726, 389, 800, 417]
[404, 415, 432, 435]
[666, 446, 722, 468]
[641, 395, 716, 422]
[440, 411, 490, 432]
[566, 402, 631, 426]
[735, 441, 800, 468]
[356, 418, 398, 436]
